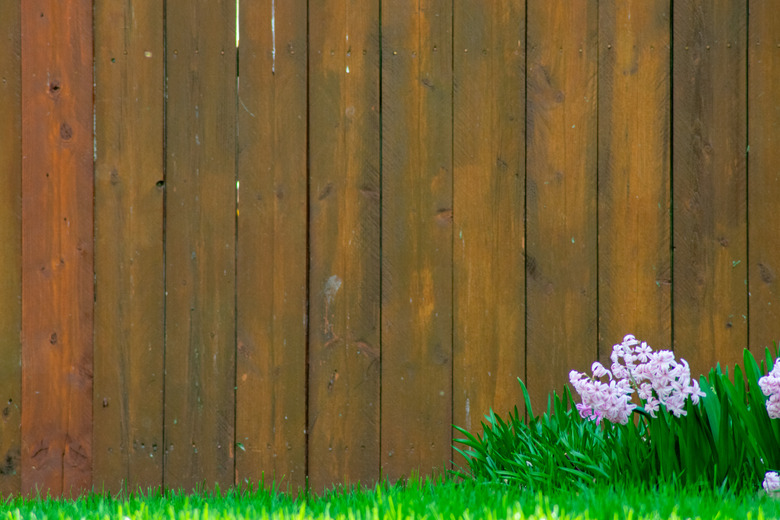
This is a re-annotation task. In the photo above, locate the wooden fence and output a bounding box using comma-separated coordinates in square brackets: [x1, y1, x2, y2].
[0, 0, 778, 498]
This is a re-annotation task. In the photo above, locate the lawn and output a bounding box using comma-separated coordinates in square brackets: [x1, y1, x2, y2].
[0, 477, 776, 520]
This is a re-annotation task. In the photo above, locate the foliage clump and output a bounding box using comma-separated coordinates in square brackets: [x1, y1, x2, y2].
[454, 336, 780, 494]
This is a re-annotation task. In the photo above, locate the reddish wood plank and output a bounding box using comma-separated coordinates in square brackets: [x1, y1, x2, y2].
[164, 0, 236, 492]
[308, 0, 381, 492]
[0, 0, 22, 498]
[235, 0, 307, 492]
[20, 0, 93, 497]
[452, 1, 526, 433]
[525, 1, 598, 413]
[93, 0, 165, 493]
[673, 1, 747, 376]
[598, 1, 671, 359]
[381, 0, 453, 482]
[748, 1, 780, 351]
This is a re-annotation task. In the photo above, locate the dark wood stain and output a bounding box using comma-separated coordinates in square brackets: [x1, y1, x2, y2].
[164, 0, 237, 492]
[93, 0, 165, 493]
[673, 0, 747, 375]
[748, 5, 780, 348]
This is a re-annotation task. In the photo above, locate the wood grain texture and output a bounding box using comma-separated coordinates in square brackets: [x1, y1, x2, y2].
[235, 0, 307, 492]
[381, 0, 453, 482]
[93, 0, 165, 493]
[20, 0, 93, 497]
[598, 1, 671, 358]
[525, 1, 598, 413]
[748, 1, 780, 351]
[0, 0, 22, 498]
[164, 0, 236, 491]
[308, 0, 381, 492]
[452, 1, 526, 433]
[673, 0, 747, 376]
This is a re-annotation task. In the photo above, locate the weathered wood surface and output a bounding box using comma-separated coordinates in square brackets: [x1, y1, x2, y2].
[598, 1, 672, 358]
[164, 0, 236, 491]
[235, 0, 308, 492]
[93, 0, 165, 493]
[308, 0, 381, 492]
[525, 0, 598, 413]
[20, 0, 94, 496]
[673, 0, 747, 376]
[4, 1, 780, 496]
[0, 0, 22, 498]
[381, 0, 453, 481]
[748, 1, 780, 351]
[452, 0, 525, 437]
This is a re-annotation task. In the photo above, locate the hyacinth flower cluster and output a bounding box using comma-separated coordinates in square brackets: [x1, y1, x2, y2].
[759, 361, 780, 419]
[569, 334, 706, 425]
[758, 362, 780, 496]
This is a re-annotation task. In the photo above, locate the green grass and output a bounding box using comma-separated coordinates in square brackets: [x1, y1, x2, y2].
[0, 477, 777, 520]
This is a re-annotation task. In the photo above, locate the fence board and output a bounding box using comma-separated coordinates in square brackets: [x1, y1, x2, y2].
[20, 0, 94, 496]
[308, 0, 381, 492]
[452, 0, 525, 433]
[381, 0, 453, 481]
[235, 0, 307, 492]
[748, 1, 780, 350]
[164, 0, 236, 491]
[93, 0, 165, 493]
[598, 1, 671, 357]
[0, 0, 21, 498]
[525, 1, 598, 413]
[673, 1, 747, 375]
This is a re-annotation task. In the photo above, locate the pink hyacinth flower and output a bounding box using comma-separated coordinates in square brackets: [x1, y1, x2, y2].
[764, 471, 780, 495]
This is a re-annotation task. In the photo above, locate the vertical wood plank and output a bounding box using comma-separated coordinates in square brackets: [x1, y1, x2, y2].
[0, 0, 22, 497]
[164, 0, 236, 491]
[673, 1, 747, 375]
[748, 1, 780, 351]
[598, 1, 671, 358]
[308, 0, 381, 492]
[381, 0, 453, 481]
[93, 0, 165, 493]
[452, 1, 526, 432]
[525, 1, 598, 412]
[20, 0, 93, 497]
[235, 0, 307, 492]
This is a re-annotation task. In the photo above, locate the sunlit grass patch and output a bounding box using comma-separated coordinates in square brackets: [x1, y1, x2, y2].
[0, 477, 778, 520]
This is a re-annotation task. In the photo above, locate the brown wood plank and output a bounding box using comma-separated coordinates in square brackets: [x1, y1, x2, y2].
[525, 1, 598, 413]
[452, 1, 526, 433]
[381, 0, 453, 482]
[673, 1, 747, 376]
[308, 0, 381, 492]
[0, 0, 22, 498]
[235, 0, 307, 493]
[93, 0, 165, 493]
[598, 1, 671, 359]
[748, 1, 780, 351]
[164, 0, 236, 492]
[20, 0, 93, 497]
